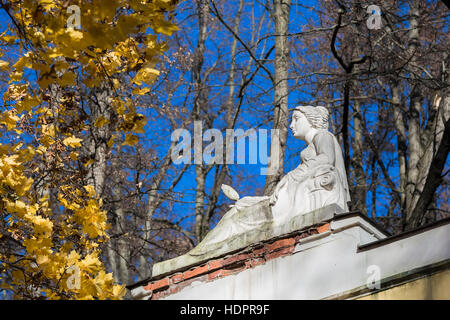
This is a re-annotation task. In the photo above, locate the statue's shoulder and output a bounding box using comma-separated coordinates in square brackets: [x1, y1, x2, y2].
[313, 129, 335, 142]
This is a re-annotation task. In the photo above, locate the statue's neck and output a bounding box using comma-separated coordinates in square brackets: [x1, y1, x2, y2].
[305, 128, 318, 145]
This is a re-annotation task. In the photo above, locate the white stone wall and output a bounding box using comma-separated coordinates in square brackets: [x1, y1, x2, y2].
[160, 216, 450, 300]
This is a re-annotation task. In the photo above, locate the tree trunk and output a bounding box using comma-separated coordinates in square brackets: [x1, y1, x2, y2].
[193, 0, 209, 241]
[352, 98, 366, 214]
[390, 82, 408, 222]
[263, 0, 291, 196]
[202, 0, 245, 231]
[405, 93, 450, 230]
[86, 84, 113, 196]
[404, 1, 423, 226]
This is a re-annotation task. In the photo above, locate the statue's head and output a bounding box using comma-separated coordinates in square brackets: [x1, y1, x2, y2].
[290, 106, 329, 140]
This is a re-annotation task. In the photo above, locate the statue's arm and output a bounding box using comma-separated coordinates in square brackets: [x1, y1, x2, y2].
[270, 132, 337, 205]
[291, 132, 335, 176]
[313, 131, 336, 167]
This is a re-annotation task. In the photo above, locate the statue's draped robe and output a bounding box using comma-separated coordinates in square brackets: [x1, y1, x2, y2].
[188, 129, 350, 257]
[271, 129, 350, 221]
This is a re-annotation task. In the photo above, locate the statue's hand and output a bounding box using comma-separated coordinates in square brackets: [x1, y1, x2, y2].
[269, 175, 288, 206]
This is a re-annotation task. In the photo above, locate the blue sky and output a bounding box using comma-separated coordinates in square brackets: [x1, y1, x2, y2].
[1, 1, 448, 240]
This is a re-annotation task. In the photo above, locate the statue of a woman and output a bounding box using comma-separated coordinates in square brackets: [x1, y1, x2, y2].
[269, 105, 350, 222]
[187, 105, 350, 257]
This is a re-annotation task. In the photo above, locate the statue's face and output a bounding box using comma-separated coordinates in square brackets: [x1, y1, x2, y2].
[290, 110, 312, 140]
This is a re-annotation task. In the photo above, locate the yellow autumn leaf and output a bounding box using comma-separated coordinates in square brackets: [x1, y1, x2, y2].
[42, 124, 56, 138]
[56, 71, 76, 87]
[63, 136, 83, 148]
[29, 214, 53, 235]
[107, 136, 115, 148]
[112, 284, 126, 298]
[122, 133, 139, 146]
[17, 95, 41, 113]
[94, 116, 109, 128]
[133, 66, 160, 85]
[112, 79, 120, 88]
[36, 145, 47, 155]
[84, 159, 94, 167]
[0, 111, 20, 130]
[66, 29, 84, 42]
[132, 115, 146, 134]
[0, 33, 16, 45]
[66, 250, 81, 265]
[132, 87, 150, 95]
[84, 185, 96, 197]
[4, 200, 27, 216]
[39, 0, 57, 11]
[36, 255, 49, 265]
[79, 253, 102, 273]
[0, 60, 9, 70]
[69, 151, 79, 161]
[153, 20, 180, 36]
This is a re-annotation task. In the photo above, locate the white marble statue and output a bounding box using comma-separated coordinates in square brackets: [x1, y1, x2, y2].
[188, 105, 350, 257]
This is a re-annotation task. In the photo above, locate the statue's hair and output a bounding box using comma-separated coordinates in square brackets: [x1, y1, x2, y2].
[294, 105, 329, 129]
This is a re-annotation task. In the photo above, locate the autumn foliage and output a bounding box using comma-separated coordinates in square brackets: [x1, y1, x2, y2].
[0, 0, 177, 299]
